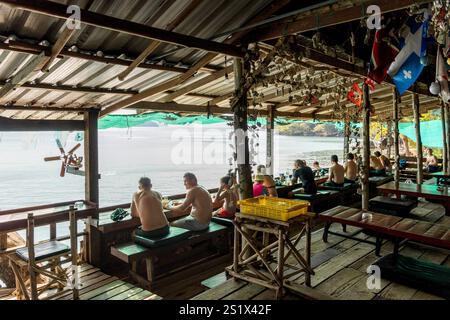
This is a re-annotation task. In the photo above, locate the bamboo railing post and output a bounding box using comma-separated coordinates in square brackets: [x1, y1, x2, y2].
[26, 213, 38, 300]
[393, 88, 400, 183]
[441, 102, 448, 174]
[266, 104, 275, 176]
[233, 57, 253, 199]
[69, 205, 79, 300]
[361, 83, 371, 210]
[413, 93, 423, 184]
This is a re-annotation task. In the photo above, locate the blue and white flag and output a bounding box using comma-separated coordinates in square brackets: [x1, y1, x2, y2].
[387, 12, 430, 95]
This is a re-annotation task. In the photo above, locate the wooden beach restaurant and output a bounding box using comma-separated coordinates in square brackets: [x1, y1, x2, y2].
[0, 0, 450, 301]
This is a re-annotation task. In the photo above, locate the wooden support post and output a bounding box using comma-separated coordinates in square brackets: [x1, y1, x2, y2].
[26, 213, 38, 300]
[233, 57, 253, 200]
[386, 120, 392, 160]
[69, 206, 79, 300]
[266, 105, 275, 176]
[446, 104, 450, 175]
[343, 120, 350, 161]
[0, 233, 7, 250]
[413, 93, 423, 184]
[361, 83, 371, 210]
[441, 102, 448, 174]
[393, 88, 400, 183]
[84, 109, 100, 266]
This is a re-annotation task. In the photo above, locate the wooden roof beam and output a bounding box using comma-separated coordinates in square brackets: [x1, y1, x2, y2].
[1, 0, 243, 58]
[117, 0, 204, 81]
[246, 0, 433, 43]
[130, 101, 333, 120]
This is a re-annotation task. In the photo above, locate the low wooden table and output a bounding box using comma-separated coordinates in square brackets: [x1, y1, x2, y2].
[225, 213, 314, 299]
[377, 182, 450, 216]
[427, 172, 450, 186]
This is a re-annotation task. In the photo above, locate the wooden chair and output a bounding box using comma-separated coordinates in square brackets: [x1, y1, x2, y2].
[8, 206, 79, 300]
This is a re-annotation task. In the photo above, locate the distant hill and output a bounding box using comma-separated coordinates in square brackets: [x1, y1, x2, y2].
[278, 122, 343, 137]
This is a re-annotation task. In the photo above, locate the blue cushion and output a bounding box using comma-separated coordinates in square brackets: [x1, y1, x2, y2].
[293, 190, 331, 200]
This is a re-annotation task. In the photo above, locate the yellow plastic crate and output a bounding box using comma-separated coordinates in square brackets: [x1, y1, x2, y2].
[239, 196, 310, 221]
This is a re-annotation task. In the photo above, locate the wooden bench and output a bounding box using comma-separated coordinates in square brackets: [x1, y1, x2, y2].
[111, 222, 231, 289]
[319, 206, 450, 256]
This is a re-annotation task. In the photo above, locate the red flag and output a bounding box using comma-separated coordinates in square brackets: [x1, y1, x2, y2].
[367, 29, 399, 84]
[347, 83, 363, 108]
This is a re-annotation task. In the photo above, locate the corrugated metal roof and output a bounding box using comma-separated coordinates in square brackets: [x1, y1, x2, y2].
[0, 0, 442, 121]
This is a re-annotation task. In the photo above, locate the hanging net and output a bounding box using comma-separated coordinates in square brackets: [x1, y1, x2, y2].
[399, 120, 444, 148]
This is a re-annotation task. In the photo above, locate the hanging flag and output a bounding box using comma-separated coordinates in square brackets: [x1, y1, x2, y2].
[347, 82, 363, 108]
[387, 12, 430, 95]
[367, 28, 399, 84]
[436, 46, 450, 103]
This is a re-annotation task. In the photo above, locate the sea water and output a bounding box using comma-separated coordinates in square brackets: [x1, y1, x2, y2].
[0, 124, 342, 241]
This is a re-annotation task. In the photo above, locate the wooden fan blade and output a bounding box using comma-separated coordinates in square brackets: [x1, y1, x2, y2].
[56, 139, 65, 154]
[44, 156, 61, 162]
[68, 143, 81, 155]
[60, 163, 66, 177]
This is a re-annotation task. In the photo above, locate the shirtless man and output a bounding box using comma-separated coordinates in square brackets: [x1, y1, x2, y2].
[213, 176, 238, 219]
[131, 177, 169, 238]
[374, 151, 392, 172]
[344, 153, 358, 183]
[326, 155, 345, 186]
[425, 148, 440, 173]
[370, 154, 386, 176]
[169, 173, 213, 231]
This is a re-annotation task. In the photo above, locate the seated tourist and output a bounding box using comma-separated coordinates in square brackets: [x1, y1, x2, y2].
[344, 153, 358, 183]
[370, 154, 386, 176]
[169, 173, 213, 231]
[131, 177, 169, 239]
[425, 148, 440, 173]
[375, 151, 392, 172]
[253, 174, 267, 197]
[213, 176, 238, 219]
[325, 155, 345, 187]
[291, 159, 317, 195]
[256, 165, 278, 197]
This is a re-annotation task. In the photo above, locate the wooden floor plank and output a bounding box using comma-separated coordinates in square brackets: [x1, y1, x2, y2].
[57, 276, 118, 300]
[251, 289, 277, 300]
[79, 280, 125, 300]
[221, 283, 265, 300]
[91, 283, 135, 300]
[192, 279, 246, 300]
[108, 287, 144, 300]
[125, 290, 157, 300]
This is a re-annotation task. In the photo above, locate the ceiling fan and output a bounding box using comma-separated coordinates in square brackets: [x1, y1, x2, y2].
[44, 139, 85, 177]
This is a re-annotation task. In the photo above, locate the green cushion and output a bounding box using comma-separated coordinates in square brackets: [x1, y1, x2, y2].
[211, 217, 234, 227]
[193, 221, 227, 234]
[375, 254, 450, 299]
[293, 190, 331, 200]
[321, 183, 355, 191]
[135, 226, 192, 248]
[16, 241, 70, 262]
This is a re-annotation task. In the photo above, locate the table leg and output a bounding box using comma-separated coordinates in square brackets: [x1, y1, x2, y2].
[277, 228, 284, 299]
[233, 222, 240, 273]
[305, 220, 312, 287]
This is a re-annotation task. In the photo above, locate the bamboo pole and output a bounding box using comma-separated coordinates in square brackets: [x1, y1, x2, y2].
[413, 93, 423, 184]
[441, 102, 448, 174]
[266, 105, 275, 176]
[343, 120, 350, 162]
[26, 213, 38, 300]
[393, 88, 400, 183]
[361, 83, 371, 210]
[69, 206, 79, 300]
[233, 57, 253, 199]
[445, 103, 450, 175]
